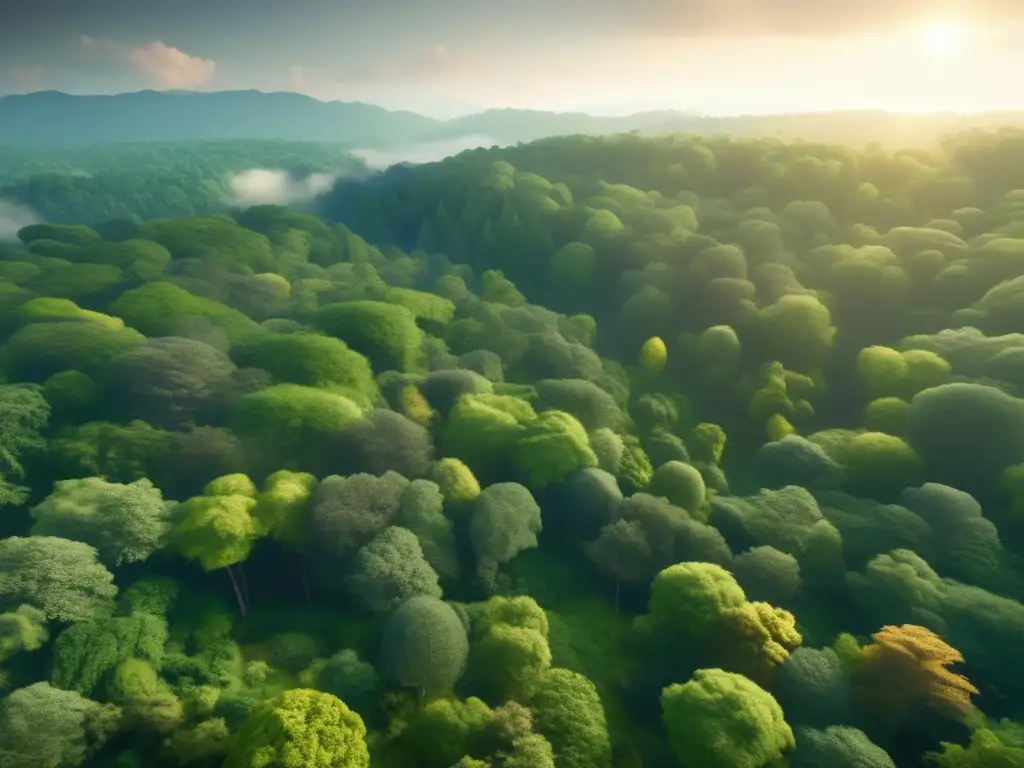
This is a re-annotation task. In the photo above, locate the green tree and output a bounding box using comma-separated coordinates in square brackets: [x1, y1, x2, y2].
[660, 668, 795, 768]
[347, 527, 443, 613]
[0, 682, 117, 768]
[381, 596, 469, 698]
[469, 483, 542, 587]
[526, 668, 613, 768]
[30, 477, 173, 567]
[0, 536, 116, 622]
[0, 384, 49, 508]
[172, 477, 262, 616]
[223, 688, 369, 768]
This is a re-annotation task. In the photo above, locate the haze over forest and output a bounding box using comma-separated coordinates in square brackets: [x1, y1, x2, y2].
[3, 2, 1024, 768]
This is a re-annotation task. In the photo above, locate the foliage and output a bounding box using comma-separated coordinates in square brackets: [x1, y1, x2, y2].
[0, 536, 117, 622]
[223, 688, 369, 768]
[1, 123, 1024, 768]
[30, 477, 173, 566]
[381, 596, 469, 697]
[660, 668, 794, 768]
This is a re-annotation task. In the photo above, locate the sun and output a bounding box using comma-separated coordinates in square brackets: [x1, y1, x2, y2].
[922, 22, 965, 57]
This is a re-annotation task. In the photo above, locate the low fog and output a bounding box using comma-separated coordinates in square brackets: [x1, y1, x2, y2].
[350, 135, 503, 170]
[0, 200, 40, 241]
[226, 169, 339, 207]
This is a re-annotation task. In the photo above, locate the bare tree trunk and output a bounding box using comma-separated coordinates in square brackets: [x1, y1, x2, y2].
[239, 562, 251, 608]
[615, 578, 621, 614]
[226, 565, 247, 618]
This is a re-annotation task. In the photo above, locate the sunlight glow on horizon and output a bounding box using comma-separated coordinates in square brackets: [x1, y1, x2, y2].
[922, 22, 967, 57]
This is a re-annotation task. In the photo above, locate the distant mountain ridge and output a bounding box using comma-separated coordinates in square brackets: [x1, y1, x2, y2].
[2, 89, 1023, 148]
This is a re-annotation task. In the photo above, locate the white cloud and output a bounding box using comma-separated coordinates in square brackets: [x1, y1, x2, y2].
[128, 42, 216, 89]
[0, 201, 41, 242]
[80, 35, 216, 89]
[350, 135, 502, 169]
[226, 169, 338, 207]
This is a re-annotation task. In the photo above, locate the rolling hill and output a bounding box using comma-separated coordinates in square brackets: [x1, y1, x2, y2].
[2, 89, 1024, 149]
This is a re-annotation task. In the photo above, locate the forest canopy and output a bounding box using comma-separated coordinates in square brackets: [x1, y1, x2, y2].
[0, 125, 1023, 767]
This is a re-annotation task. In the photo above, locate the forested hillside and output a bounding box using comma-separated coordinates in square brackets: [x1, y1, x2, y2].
[3, 89, 1023, 148]
[0, 141, 366, 224]
[1, 127, 1024, 767]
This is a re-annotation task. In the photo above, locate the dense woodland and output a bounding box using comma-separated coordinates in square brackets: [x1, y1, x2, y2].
[0, 141, 363, 223]
[0, 126, 1023, 767]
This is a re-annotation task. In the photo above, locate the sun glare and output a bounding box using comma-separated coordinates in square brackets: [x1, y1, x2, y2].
[923, 22, 965, 57]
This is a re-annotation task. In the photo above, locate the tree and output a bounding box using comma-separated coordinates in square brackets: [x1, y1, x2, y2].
[109, 280, 260, 343]
[230, 384, 365, 476]
[0, 384, 49, 508]
[107, 657, 184, 733]
[477, 700, 556, 768]
[0, 321, 145, 382]
[442, 394, 535, 481]
[398, 480, 460, 581]
[732, 546, 802, 606]
[586, 520, 654, 610]
[0, 682, 117, 768]
[639, 336, 667, 376]
[101, 337, 237, 428]
[709, 485, 844, 586]
[469, 483, 542, 586]
[223, 688, 370, 768]
[776, 647, 853, 728]
[790, 726, 895, 768]
[399, 696, 493, 768]
[512, 410, 598, 489]
[172, 477, 262, 617]
[420, 369, 494, 415]
[660, 668, 794, 768]
[254, 470, 318, 553]
[315, 300, 424, 372]
[381, 596, 469, 698]
[905, 383, 1024, 490]
[347, 527, 443, 613]
[553, 468, 622, 541]
[535, 379, 623, 431]
[526, 668, 613, 768]
[649, 461, 706, 514]
[30, 477, 173, 567]
[230, 331, 378, 404]
[433, 458, 482, 506]
[0, 605, 48, 685]
[51, 611, 168, 695]
[900, 483, 1009, 593]
[639, 562, 746, 642]
[309, 472, 408, 582]
[756, 294, 835, 372]
[854, 624, 978, 727]
[471, 623, 551, 704]
[333, 409, 435, 478]
[927, 723, 1024, 767]
[0, 536, 116, 622]
[310, 650, 381, 721]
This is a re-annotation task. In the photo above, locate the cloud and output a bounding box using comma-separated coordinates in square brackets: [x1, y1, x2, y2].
[226, 169, 339, 207]
[80, 35, 216, 89]
[129, 42, 217, 88]
[350, 135, 503, 170]
[0, 201, 41, 242]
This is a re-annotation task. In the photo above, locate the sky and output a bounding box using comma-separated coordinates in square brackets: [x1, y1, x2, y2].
[1, 0, 1023, 118]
